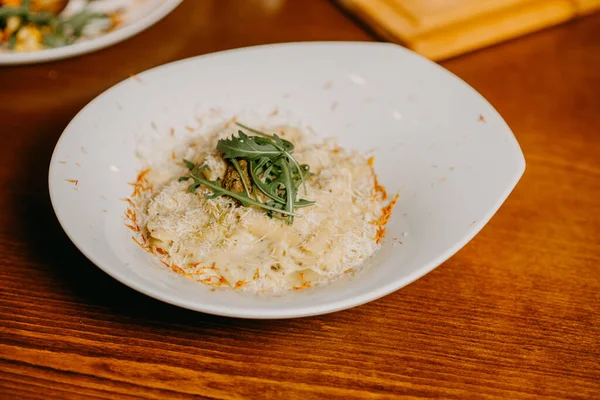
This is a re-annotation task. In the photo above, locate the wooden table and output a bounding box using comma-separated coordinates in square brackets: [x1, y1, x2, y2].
[1, 1, 598, 398]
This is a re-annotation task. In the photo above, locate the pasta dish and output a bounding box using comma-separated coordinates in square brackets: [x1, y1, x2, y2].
[125, 119, 398, 293]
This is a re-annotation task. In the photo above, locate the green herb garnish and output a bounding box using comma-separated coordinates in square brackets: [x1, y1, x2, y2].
[0, 2, 110, 50]
[179, 123, 314, 224]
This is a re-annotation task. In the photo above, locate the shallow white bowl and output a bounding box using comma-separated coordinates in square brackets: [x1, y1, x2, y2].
[49, 42, 525, 319]
[0, 0, 182, 65]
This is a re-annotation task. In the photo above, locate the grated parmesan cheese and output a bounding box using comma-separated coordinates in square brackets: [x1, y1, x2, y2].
[128, 123, 397, 293]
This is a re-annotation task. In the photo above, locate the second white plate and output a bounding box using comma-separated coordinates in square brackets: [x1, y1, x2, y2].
[0, 0, 182, 65]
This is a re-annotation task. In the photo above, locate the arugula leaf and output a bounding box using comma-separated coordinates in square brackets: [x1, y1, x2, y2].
[62, 11, 108, 37]
[239, 129, 306, 194]
[27, 11, 54, 24]
[217, 131, 281, 160]
[249, 159, 285, 205]
[295, 198, 315, 208]
[183, 159, 196, 170]
[7, 33, 17, 49]
[278, 159, 296, 224]
[182, 122, 315, 224]
[180, 160, 301, 217]
[43, 32, 70, 47]
[0, 7, 26, 19]
[236, 122, 294, 152]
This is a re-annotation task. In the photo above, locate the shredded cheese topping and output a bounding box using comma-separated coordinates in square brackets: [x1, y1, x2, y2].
[126, 122, 398, 293]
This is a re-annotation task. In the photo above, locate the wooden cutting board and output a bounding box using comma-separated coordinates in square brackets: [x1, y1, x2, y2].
[338, 0, 600, 60]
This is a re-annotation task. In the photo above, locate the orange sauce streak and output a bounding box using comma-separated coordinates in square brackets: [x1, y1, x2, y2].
[373, 174, 388, 200]
[136, 168, 150, 183]
[125, 224, 140, 233]
[235, 280, 247, 289]
[132, 236, 149, 252]
[293, 281, 312, 291]
[375, 194, 400, 244]
[171, 264, 186, 275]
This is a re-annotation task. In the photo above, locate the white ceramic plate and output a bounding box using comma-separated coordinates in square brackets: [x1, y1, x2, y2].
[0, 0, 182, 65]
[49, 42, 525, 319]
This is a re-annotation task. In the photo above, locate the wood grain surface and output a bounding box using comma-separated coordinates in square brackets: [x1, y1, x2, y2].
[1, 0, 599, 398]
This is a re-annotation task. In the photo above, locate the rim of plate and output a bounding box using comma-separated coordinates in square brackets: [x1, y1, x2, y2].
[48, 42, 525, 319]
[0, 0, 182, 66]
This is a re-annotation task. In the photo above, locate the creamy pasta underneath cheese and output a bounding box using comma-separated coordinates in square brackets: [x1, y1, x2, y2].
[129, 122, 395, 293]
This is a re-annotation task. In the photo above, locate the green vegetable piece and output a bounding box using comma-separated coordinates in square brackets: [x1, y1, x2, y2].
[181, 122, 315, 224]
